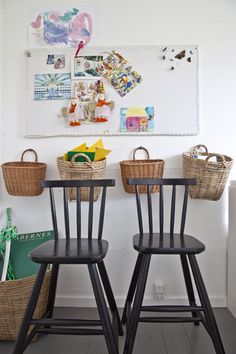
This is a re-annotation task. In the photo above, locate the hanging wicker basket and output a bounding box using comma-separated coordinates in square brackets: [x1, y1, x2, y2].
[1, 149, 46, 196]
[183, 144, 233, 201]
[119, 146, 165, 193]
[57, 153, 106, 201]
[0, 271, 51, 341]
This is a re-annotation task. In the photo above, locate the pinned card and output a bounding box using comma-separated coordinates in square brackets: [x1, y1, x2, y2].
[97, 51, 142, 97]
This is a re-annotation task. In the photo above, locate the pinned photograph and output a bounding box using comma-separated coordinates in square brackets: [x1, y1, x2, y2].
[54, 54, 65, 69]
[120, 107, 155, 132]
[47, 54, 54, 65]
[73, 55, 103, 78]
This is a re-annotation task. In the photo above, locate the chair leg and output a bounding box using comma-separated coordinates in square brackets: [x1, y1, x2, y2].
[122, 253, 143, 325]
[123, 254, 151, 354]
[188, 255, 225, 354]
[88, 264, 119, 354]
[12, 264, 48, 354]
[45, 264, 59, 318]
[98, 261, 124, 336]
[180, 254, 199, 325]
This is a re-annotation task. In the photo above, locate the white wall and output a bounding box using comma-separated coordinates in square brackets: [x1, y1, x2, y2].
[1, 0, 236, 307]
[0, 1, 2, 165]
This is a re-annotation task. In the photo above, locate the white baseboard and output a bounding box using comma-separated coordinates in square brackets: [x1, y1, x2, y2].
[55, 295, 227, 308]
[227, 305, 236, 318]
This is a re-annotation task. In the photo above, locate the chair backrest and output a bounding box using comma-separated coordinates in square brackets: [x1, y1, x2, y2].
[128, 178, 197, 235]
[42, 179, 115, 240]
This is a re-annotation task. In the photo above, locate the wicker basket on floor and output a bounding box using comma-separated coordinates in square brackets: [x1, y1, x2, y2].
[57, 153, 106, 201]
[183, 144, 233, 201]
[120, 146, 165, 193]
[0, 271, 51, 341]
[1, 149, 46, 196]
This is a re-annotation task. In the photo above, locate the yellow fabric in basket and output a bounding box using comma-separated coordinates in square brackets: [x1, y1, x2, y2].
[88, 139, 104, 151]
[93, 148, 111, 161]
[63, 140, 111, 161]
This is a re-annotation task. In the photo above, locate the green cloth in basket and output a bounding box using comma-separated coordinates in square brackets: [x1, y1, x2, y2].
[0, 230, 54, 280]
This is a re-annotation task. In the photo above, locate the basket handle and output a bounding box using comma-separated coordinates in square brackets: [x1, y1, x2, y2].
[70, 153, 94, 169]
[133, 146, 150, 160]
[192, 144, 208, 156]
[205, 153, 227, 168]
[21, 149, 38, 163]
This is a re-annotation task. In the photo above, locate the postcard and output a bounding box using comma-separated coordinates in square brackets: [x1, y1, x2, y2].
[72, 79, 99, 102]
[34, 73, 71, 100]
[72, 55, 103, 78]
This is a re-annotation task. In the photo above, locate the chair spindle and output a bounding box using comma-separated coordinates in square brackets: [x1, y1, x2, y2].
[98, 186, 107, 240]
[49, 187, 59, 240]
[180, 185, 189, 235]
[88, 186, 94, 238]
[147, 185, 153, 234]
[76, 187, 81, 239]
[63, 187, 70, 239]
[170, 185, 176, 235]
[135, 185, 143, 235]
[159, 185, 164, 234]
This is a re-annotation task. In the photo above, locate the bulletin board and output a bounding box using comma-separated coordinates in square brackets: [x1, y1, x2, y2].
[24, 45, 199, 137]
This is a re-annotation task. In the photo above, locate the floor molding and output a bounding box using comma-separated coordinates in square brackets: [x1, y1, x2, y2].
[55, 295, 227, 308]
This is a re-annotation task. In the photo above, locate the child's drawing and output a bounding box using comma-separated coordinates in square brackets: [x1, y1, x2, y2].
[120, 107, 154, 132]
[30, 8, 92, 47]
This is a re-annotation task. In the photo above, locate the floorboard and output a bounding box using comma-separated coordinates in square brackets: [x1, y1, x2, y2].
[0, 307, 235, 354]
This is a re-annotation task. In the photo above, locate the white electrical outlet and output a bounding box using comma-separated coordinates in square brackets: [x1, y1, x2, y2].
[153, 281, 165, 300]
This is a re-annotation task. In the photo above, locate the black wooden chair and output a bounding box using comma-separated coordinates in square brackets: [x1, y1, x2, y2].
[12, 179, 123, 354]
[122, 178, 225, 354]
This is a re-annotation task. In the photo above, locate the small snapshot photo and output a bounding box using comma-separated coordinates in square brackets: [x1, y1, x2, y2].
[54, 54, 65, 69]
[47, 54, 54, 65]
[120, 106, 155, 133]
[73, 55, 103, 78]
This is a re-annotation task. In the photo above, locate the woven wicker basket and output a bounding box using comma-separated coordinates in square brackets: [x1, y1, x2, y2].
[0, 271, 51, 341]
[183, 144, 233, 201]
[57, 153, 106, 201]
[120, 146, 165, 193]
[1, 149, 46, 196]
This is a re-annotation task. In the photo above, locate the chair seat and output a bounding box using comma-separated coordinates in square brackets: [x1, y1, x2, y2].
[30, 238, 109, 264]
[133, 233, 205, 254]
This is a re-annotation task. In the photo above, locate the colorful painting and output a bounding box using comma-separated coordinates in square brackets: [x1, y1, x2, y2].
[34, 73, 71, 100]
[97, 51, 142, 97]
[30, 8, 92, 47]
[73, 56, 103, 78]
[120, 107, 155, 132]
